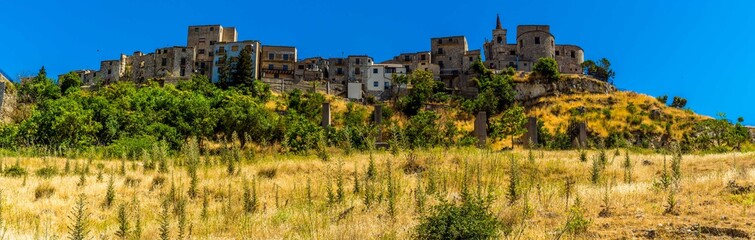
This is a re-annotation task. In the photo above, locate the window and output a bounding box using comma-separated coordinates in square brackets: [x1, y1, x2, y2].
[199, 37, 206, 43]
[268, 64, 274, 69]
[181, 48, 186, 52]
[283, 65, 288, 70]
[180, 67, 186, 76]
[355, 58, 361, 64]
[200, 62, 205, 68]
[274, 73, 279, 79]
[497, 36, 503, 44]
[298, 65, 305, 70]
[194, 27, 199, 32]
[373, 68, 378, 74]
[210, 41, 216, 45]
[437, 39, 442, 44]
[438, 61, 444, 68]
[373, 81, 378, 87]
[198, 49, 205, 54]
[337, 59, 343, 64]
[556, 51, 560, 56]
[519, 40, 523, 47]
[209, 27, 214, 31]
[509, 50, 516, 55]
[420, 54, 427, 61]
[180, 58, 186, 65]
[337, 68, 343, 74]
[269, 53, 274, 60]
[108, 69, 112, 74]
[355, 69, 360, 75]
[469, 57, 473, 61]
[437, 48, 444, 54]
[571, 51, 575, 58]
[283, 54, 289, 61]
[231, 46, 239, 51]
[404, 55, 411, 61]
[535, 37, 540, 44]
[161, 58, 167, 66]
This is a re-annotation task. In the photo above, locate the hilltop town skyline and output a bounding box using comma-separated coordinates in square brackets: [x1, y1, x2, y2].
[1, 0, 753, 124]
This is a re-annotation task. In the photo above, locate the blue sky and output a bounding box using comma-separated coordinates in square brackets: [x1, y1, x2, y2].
[1, 0, 753, 124]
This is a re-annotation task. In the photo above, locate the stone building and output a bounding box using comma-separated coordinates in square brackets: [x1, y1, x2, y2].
[153, 46, 196, 83]
[99, 55, 127, 84]
[128, 51, 156, 83]
[381, 51, 439, 76]
[327, 57, 348, 83]
[57, 70, 98, 86]
[295, 57, 328, 82]
[483, 15, 584, 74]
[187, 25, 238, 77]
[430, 36, 481, 94]
[347, 55, 373, 83]
[261, 45, 297, 80]
[211, 40, 262, 83]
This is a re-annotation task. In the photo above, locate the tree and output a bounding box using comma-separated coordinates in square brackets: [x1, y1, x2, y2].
[731, 117, 750, 151]
[656, 95, 668, 105]
[582, 58, 616, 83]
[533, 57, 560, 82]
[217, 55, 233, 88]
[492, 105, 527, 147]
[59, 72, 82, 95]
[463, 59, 516, 116]
[234, 47, 255, 87]
[398, 70, 443, 116]
[18, 66, 61, 104]
[670, 96, 687, 108]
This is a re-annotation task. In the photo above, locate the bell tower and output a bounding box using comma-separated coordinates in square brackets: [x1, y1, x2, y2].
[493, 14, 507, 45]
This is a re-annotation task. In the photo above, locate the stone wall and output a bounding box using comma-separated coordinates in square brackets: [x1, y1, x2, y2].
[0, 80, 17, 123]
[514, 77, 616, 105]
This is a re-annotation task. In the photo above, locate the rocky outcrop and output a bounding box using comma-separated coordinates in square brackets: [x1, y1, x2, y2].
[514, 76, 616, 105]
[0, 77, 16, 123]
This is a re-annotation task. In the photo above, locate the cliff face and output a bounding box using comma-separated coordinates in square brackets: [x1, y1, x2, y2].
[514, 76, 616, 104]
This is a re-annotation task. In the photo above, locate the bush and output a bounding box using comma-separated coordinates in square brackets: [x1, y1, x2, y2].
[34, 182, 56, 200]
[35, 165, 59, 178]
[533, 58, 560, 82]
[107, 136, 159, 160]
[4, 164, 27, 177]
[415, 200, 500, 239]
[405, 111, 441, 149]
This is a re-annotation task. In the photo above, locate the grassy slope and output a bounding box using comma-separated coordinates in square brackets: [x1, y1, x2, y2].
[1, 149, 754, 239]
[527, 91, 707, 141]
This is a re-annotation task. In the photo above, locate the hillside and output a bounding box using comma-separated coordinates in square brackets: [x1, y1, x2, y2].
[527, 90, 707, 145]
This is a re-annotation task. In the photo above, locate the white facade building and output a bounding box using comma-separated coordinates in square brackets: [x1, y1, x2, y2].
[365, 64, 406, 99]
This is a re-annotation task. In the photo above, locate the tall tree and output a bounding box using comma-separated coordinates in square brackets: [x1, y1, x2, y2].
[217, 55, 232, 88]
[18, 66, 61, 104]
[234, 47, 254, 87]
[492, 105, 528, 148]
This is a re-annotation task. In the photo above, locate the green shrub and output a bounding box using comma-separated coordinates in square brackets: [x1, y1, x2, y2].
[533, 58, 560, 82]
[107, 136, 158, 160]
[4, 164, 27, 177]
[35, 165, 59, 178]
[414, 200, 500, 239]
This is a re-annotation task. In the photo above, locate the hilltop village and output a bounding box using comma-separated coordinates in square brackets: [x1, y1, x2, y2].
[54, 15, 584, 100]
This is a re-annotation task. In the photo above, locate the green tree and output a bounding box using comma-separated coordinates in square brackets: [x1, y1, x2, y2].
[18, 66, 61, 104]
[670, 96, 687, 108]
[59, 72, 82, 95]
[533, 57, 560, 82]
[217, 54, 233, 89]
[398, 70, 443, 116]
[464, 59, 516, 116]
[18, 97, 101, 149]
[234, 47, 255, 87]
[656, 95, 668, 105]
[492, 105, 528, 147]
[581, 58, 616, 83]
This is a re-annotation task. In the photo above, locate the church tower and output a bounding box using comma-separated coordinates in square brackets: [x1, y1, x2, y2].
[493, 14, 507, 45]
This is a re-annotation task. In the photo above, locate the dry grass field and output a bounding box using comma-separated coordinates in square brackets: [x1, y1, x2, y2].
[0, 147, 754, 239]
